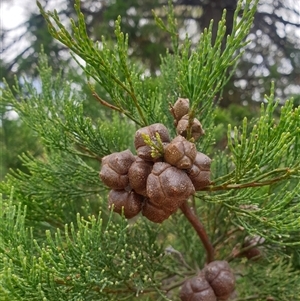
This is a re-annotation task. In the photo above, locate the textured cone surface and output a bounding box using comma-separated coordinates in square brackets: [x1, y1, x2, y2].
[108, 190, 143, 219]
[148, 196, 179, 215]
[100, 150, 135, 189]
[128, 158, 153, 196]
[170, 98, 190, 122]
[187, 152, 211, 190]
[100, 165, 128, 190]
[180, 274, 217, 301]
[164, 135, 197, 169]
[134, 123, 170, 161]
[203, 261, 235, 300]
[147, 162, 195, 209]
[177, 115, 205, 141]
[142, 199, 171, 223]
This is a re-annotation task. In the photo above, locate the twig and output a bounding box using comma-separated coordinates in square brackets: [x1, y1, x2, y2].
[65, 131, 102, 162]
[233, 295, 260, 301]
[75, 144, 102, 162]
[164, 277, 190, 293]
[55, 276, 164, 296]
[165, 245, 193, 271]
[180, 201, 214, 263]
[203, 170, 293, 191]
[226, 241, 265, 262]
[92, 91, 122, 112]
[91, 88, 144, 126]
[213, 226, 244, 247]
[208, 167, 296, 191]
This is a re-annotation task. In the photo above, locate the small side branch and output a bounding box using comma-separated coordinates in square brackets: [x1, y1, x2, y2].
[180, 201, 214, 263]
[76, 144, 102, 162]
[92, 91, 122, 112]
[203, 167, 295, 191]
[91, 88, 144, 126]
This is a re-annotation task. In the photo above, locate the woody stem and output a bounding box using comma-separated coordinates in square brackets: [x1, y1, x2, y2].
[180, 200, 214, 263]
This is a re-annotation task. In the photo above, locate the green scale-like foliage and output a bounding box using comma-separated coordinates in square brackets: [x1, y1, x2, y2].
[0, 196, 181, 301]
[1, 0, 300, 300]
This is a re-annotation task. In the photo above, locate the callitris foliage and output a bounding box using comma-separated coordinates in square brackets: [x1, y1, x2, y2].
[1, 0, 300, 300]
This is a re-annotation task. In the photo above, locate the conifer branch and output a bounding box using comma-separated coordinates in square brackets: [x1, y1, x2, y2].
[53, 278, 156, 295]
[74, 144, 102, 162]
[164, 278, 190, 293]
[180, 201, 214, 263]
[205, 167, 296, 191]
[91, 91, 122, 113]
[227, 242, 263, 262]
[213, 227, 243, 248]
[234, 296, 260, 301]
[37, 0, 148, 127]
[114, 19, 148, 126]
[90, 89, 143, 126]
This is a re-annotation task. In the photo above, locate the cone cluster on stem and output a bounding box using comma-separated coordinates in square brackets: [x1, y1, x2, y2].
[180, 261, 236, 301]
[99, 98, 211, 223]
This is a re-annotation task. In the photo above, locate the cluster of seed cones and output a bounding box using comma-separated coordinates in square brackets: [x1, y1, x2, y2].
[180, 261, 235, 301]
[99, 98, 212, 223]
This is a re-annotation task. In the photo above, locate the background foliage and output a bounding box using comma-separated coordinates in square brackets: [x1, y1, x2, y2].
[1, 0, 299, 180]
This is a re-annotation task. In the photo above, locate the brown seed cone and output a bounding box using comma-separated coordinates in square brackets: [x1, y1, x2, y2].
[108, 189, 143, 219]
[187, 152, 211, 190]
[100, 150, 135, 190]
[241, 235, 264, 260]
[147, 162, 195, 211]
[180, 274, 217, 301]
[177, 114, 205, 141]
[203, 261, 235, 300]
[170, 98, 190, 123]
[128, 158, 154, 196]
[134, 123, 170, 161]
[241, 247, 261, 260]
[164, 135, 197, 169]
[142, 198, 172, 223]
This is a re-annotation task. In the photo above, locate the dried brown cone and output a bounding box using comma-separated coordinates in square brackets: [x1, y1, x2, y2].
[164, 135, 197, 169]
[100, 150, 135, 190]
[180, 274, 217, 301]
[203, 261, 235, 300]
[177, 114, 205, 141]
[241, 247, 261, 261]
[187, 152, 212, 190]
[134, 123, 170, 161]
[170, 98, 190, 124]
[147, 162, 195, 212]
[240, 235, 264, 260]
[108, 189, 143, 219]
[142, 198, 172, 223]
[128, 157, 153, 196]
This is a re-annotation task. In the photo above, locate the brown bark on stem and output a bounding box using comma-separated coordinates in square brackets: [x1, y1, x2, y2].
[180, 200, 214, 263]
